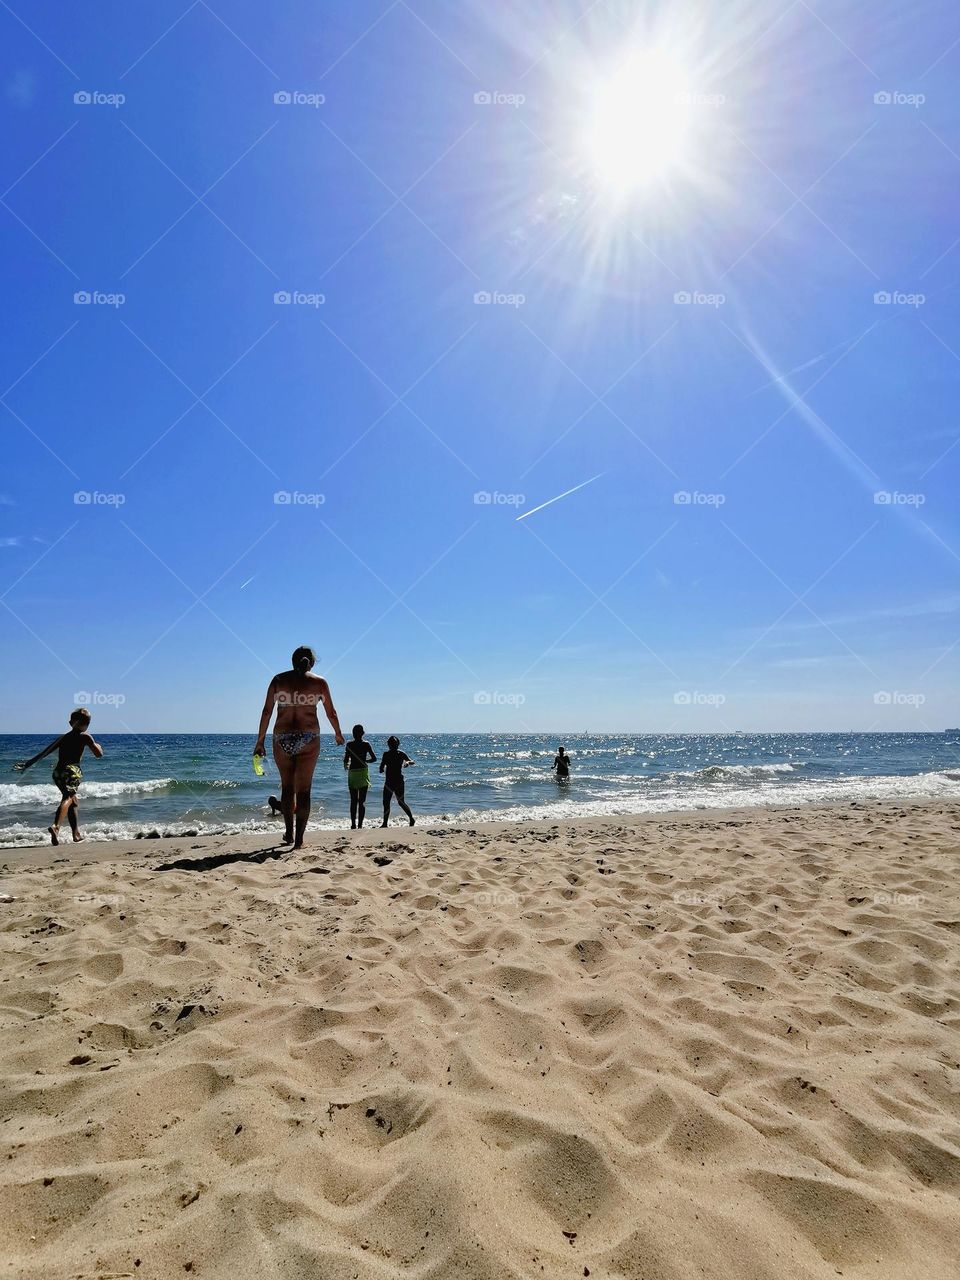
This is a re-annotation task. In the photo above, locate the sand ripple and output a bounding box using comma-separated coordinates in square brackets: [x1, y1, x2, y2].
[1, 801, 958, 1278]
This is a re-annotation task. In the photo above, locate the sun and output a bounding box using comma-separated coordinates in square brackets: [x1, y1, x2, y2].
[579, 48, 695, 197]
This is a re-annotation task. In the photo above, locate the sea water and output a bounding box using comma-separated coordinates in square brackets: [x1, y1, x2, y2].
[1, 732, 958, 847]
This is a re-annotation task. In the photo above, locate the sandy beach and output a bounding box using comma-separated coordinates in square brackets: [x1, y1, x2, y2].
[1, 799, 958, 1279]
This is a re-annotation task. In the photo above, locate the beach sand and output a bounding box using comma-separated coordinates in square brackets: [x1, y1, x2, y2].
[1, 799, 958, 1279]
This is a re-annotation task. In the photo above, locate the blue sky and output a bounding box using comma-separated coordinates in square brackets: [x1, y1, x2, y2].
[2, 0, 958, 733]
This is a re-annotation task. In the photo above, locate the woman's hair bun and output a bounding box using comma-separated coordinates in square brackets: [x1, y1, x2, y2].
[292, 645, 316, 673]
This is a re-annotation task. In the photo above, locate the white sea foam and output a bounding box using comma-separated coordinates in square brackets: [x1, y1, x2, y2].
[690, 762, 798, 780]
[0, 778, 175, 808]
[0, 815, 280, 849]
[451, 769, 960, 826]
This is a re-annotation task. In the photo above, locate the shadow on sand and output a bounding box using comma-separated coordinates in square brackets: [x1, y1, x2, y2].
[156, 844, 288, 873]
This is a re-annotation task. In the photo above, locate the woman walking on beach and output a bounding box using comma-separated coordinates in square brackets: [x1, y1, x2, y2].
[254, 646, 344, 849]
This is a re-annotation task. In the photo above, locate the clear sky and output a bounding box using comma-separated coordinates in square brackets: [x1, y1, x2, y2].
[2, 0, 958, 734]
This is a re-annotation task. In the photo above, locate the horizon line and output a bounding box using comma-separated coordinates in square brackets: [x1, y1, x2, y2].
[1, 729, 954, 737]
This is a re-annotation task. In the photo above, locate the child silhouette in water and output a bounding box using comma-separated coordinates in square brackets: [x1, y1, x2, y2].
[379, 735, 415, 827]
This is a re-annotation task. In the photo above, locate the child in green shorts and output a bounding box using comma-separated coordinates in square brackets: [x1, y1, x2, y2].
[343, 724, 376, 829]
[14, 707, 103, 845]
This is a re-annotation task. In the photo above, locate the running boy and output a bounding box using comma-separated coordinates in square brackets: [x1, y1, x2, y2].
[344, 724, 376, 829]
[379, 735, 415, 827]
[13, 708, 103, 845]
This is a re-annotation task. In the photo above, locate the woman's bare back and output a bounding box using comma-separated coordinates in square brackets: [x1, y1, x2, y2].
[272, 670, 329, 732]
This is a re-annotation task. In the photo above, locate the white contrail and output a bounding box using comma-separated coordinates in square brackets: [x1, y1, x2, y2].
[739, 325, 948, 555]
[240, 573, 258, 589]
[745, 333, 865, 398]
[740, 326, 880, 488]
[516, 473, 603, 522]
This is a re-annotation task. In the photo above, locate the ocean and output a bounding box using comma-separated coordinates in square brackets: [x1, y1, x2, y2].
[1, 732, 958, 848]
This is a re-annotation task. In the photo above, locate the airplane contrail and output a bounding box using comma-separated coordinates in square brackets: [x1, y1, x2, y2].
[738, 325, 951, 559]
[745, 334, 862, 397]
[240, 573, 258, 589]
[516, 473, 604, 522]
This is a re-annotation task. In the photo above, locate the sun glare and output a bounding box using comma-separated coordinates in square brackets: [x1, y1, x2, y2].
[580, 49, 695, 197]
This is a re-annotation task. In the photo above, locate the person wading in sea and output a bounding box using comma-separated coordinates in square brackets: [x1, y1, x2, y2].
[379, 735, 416, 827]
[344, 724, 376, 829]
[254, 646, 344, 849]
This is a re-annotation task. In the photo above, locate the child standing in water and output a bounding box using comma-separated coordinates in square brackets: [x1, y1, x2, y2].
[343, 724, 376, 829]
[379, 735, 415, 827]
[13, 708, 103, 845]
